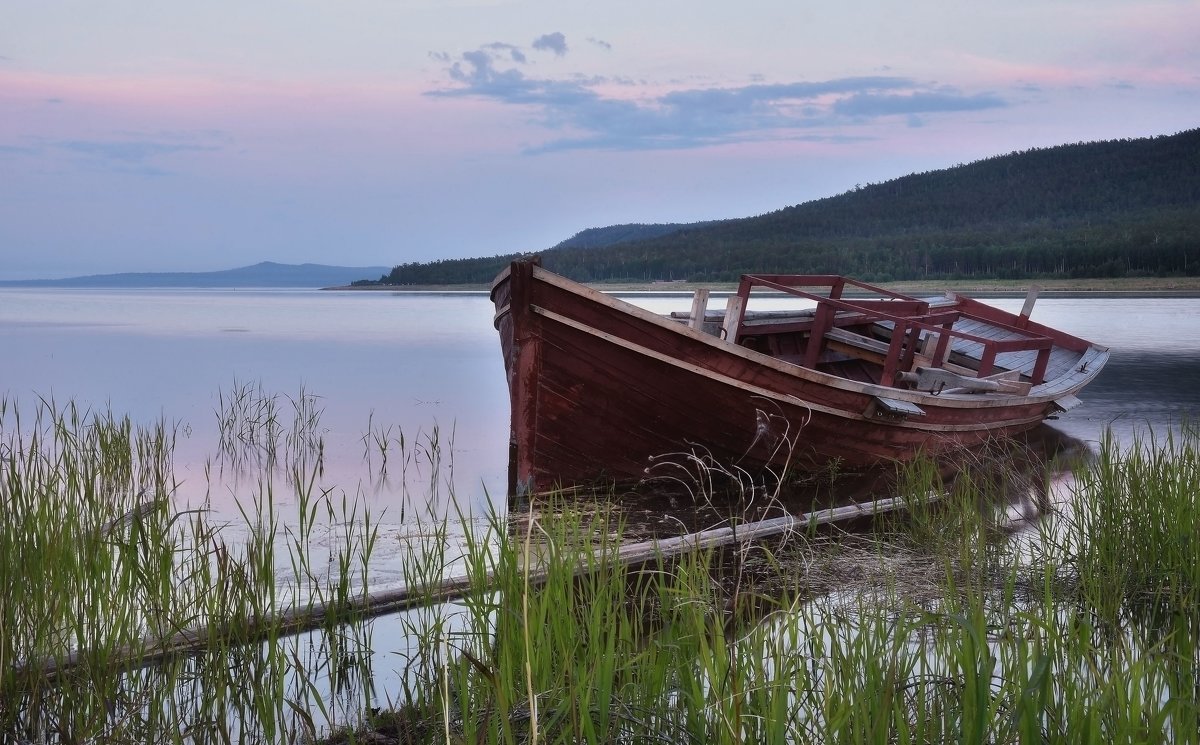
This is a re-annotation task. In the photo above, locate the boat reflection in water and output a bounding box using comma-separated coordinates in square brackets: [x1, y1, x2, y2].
[508, 424, 1093, 643]
[601, 423, 1093, 543]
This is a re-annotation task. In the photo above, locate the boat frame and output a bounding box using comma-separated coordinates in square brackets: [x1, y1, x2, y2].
[492, 259, 1108, 496]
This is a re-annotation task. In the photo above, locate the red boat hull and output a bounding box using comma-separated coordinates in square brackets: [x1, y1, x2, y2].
[492, 260, 1107, 496]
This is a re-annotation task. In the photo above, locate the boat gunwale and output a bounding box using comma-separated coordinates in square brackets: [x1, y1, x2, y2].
[489, 264, 512, 297]
[520, 264, 1107, 411]
[531, 304, 1055, 432]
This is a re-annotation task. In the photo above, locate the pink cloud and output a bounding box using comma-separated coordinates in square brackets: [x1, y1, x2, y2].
[0, 69, 512, 159]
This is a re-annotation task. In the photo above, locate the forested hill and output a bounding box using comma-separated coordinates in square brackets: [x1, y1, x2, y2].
[375, 128, 1200, 285]
[364, 222, 710, 286]
[550, 222, 720, 250]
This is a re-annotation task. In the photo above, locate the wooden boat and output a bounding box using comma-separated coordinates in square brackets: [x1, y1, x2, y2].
[491, 259, 1109, 496]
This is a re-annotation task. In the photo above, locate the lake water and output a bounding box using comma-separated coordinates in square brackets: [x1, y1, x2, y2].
[4, 287, 1200, 508]
[4, 286, 1199, 731]
[0, 288, 511, 508]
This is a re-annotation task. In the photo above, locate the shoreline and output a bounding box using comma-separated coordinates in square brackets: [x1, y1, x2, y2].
[324, 275, 1200, 298]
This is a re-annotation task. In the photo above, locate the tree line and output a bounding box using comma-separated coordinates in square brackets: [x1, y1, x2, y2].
[367, 129, 1200, 285]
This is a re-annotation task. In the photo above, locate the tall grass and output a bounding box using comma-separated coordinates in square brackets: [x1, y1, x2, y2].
[0, 393, 379, 743]
[215, 379, 326, 474]
[343, 429, 1200, 744]
[6, 386, 1200, 743]
[1039, 426, 1200, 620]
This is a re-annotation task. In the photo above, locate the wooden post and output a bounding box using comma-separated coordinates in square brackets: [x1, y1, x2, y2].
[722, 294, 746, 342]
[935, 318, 955, 367]
[802, 301, 833, 368]
[978, 344, 997, 378]
[881, 321, 908, 386]
[1030, 347, 1050, 386]
[1018, 285, 1040, 328]
[895, 324, 918, 374]
[918, 326, 953, 370]
[688, 289, 711, 330]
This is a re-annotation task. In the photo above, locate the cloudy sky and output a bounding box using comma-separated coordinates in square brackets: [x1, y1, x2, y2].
[2, 0, 1197, 279]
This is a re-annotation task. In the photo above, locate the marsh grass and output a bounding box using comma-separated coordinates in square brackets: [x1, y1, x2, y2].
[1, 393, 380, 743]
[7, 386, 1200, 744]
[339, 429, 1200, 744]
[1039, 426, 1200, 619]
[215, 379, 326, 474]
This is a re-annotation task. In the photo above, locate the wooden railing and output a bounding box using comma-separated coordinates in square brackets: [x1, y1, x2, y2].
[729, 275, 1055, 387]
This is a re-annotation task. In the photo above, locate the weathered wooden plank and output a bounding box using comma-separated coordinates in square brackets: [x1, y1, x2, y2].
[1032, 346, 1107, 395]
[996, 347, 1079, 380]
[998, 350, 1039, 370]
[825, 327, 892, 356]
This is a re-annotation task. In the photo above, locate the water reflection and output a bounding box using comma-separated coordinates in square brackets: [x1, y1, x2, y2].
[523, 424, 1094, 545]
[1056, 351, 1200, 445]
[494, 423, 1094, 648]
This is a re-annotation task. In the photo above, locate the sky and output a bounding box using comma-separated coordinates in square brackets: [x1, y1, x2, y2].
[2, 1, 1197, 279]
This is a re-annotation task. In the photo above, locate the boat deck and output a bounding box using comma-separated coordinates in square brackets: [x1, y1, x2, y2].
[950, 317, 1079, 381]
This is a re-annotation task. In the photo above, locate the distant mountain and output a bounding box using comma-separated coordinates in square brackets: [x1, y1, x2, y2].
[374, 128, 1200, 285]
[0, 262, 393, 289]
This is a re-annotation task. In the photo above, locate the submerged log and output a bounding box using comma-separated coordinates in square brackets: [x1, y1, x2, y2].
[31, 493, 922, 679]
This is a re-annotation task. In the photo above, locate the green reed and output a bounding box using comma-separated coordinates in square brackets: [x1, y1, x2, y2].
[215, 379, 326, 473]
[335, 427, 1200, 744]
[1038, 426, 1200, 621]
[8, 384, 1200, 743]
[1, 392, 380, 743]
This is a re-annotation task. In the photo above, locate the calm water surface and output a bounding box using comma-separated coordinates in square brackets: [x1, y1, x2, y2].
[3, 288, 1199, 505]
[4, 286, 1199, 726]
[1, 288, 511, 511]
